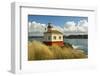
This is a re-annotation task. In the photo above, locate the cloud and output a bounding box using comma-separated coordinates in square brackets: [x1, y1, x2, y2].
[53, 25, 64, 32]
[28, 21, 47, 36]
[78, 19, 88, 26]
[29, 21, 46, 32]
[64, 21, 77, 32]
[63, 20, 88, 35]
[77, 20, 88, 32]
[28, 19, 88, 36]
[28, 22, 32, 27]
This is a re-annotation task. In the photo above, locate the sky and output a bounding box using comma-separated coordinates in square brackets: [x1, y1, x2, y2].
[28, 15, 88, 36]
[28, 15, 88, 27]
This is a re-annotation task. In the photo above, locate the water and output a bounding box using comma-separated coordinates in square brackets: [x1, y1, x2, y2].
[29, 37, 88, 54]
[64, 39, 88, 54]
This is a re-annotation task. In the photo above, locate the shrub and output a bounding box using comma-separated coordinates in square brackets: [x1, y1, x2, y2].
[28, 41, 53, 60]
[61, 47, 75, 59]
[28, 40, 87, 60]
[28, 41, 35, 60]
[70, 49, 87, 58]
[49, 45, 64, 59]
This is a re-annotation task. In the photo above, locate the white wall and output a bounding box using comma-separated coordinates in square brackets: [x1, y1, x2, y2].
[44, 33, 63, 41]
[51, 34, 63, 41]
[0, 0, 100, 76]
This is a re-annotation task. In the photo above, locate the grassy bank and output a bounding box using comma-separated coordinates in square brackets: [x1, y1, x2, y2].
[28, 40, 87, 60]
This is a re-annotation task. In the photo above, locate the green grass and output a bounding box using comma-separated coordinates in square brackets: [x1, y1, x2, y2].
[28, 40, 87, 60]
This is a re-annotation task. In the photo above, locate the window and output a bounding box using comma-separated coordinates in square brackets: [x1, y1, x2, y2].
[59, 36, 61, 40]
[48, 36, 51, 40]
[53, 36, 56, 40]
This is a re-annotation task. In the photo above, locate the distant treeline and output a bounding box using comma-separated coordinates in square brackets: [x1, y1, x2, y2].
[64, 35, 88, 39]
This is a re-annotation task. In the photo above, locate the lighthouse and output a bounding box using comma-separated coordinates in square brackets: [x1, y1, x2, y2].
[43, 23, 64, 46]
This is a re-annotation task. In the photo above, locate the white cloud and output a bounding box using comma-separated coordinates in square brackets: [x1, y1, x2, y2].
[65, 21, 76, 26]
[53, 25, 64, 32]
[28, 22, 32, 27]
[29, 21, 47, 32]
[63, 20, 88, 35]
[64, 21, 77, 32]
[28, 19, 88, 36]
[28, 21, 47, 36]
[77, 20, 88, 32]
[78, 19, 88, 26]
